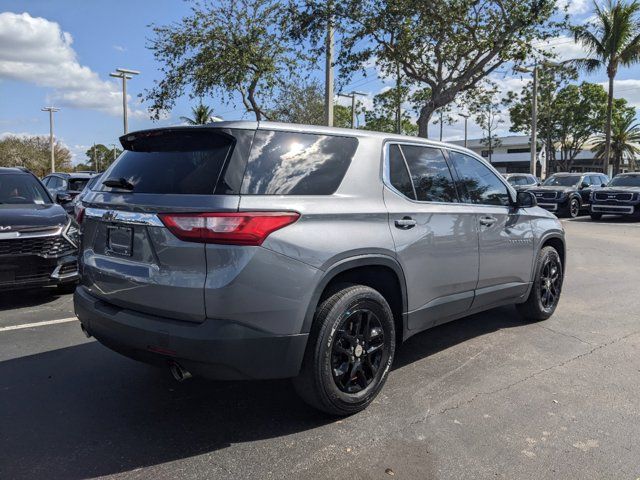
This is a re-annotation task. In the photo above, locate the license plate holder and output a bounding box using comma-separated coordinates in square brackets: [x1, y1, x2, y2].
[107, 225, 133, 256]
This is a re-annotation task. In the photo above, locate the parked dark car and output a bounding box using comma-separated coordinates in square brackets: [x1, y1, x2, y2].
[42, 172, 95, 213]
[503, 173, 540, 191]
[526, 172, 609, 218]
[590, 172, 640, 220]
[0, 167, 79, 290]
[71, 173, 102, 222]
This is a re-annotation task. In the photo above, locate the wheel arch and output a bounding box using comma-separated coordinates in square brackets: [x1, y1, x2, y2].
[301, 255, 408, 343]
[539, 233, 566, 272]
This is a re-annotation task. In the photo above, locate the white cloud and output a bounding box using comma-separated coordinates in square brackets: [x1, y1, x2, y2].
[600, 79, 640, 108]
[0, 12, 145, 117]
[537, 35, 591, 62]
[113, 45, 126, 52]
[556, 0, 591, 15]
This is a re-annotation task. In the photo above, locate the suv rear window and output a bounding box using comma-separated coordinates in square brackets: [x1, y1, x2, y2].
[68, 178, 90, 191]
[241, 130, 357, 195]
[100, 130, 234, 194]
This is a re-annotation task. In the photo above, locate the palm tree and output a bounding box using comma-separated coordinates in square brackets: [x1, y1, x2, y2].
[591, 109, 640, 172]
[569, 0, 640, 175]
[180, 103, 216, 125]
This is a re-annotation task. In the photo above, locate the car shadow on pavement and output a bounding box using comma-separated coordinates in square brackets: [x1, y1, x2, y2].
[0, 287, 68, 312]
[0, 305, 526, 479]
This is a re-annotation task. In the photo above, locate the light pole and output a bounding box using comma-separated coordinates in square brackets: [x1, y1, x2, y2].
[110, 68, 140, 134]
[459, 113, 471, 148]
[515, 60, 560, 176]
[41, 107, 60, 173]
[338, 91, 368, 129]
[324, 0, 334, 127]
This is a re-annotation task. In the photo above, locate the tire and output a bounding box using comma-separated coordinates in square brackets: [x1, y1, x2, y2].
[590, 213, 602, 221]
[517, 246, 563, 322]
[565, 197, 580, 218]
[293, 284, 396, 416]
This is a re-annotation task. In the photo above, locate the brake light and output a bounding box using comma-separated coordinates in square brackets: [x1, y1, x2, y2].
[158, 212, 300, 246]
[76, 205, 85, 224]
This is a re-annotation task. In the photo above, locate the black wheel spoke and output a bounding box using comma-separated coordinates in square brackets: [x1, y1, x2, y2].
[331, 307, 386, 394]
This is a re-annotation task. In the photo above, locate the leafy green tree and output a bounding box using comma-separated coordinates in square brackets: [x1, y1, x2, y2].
[291, 0, 564, 137]
[267, 79, 358, 127]
[592, 105, 640, 173]
[84, 144, 122, 172]
[180, 103, 217, 125]
[146, 0, 307, 121]
[569, 0, 640, 174]
[468, 88, 504, 163]
[362, 87, 417, 136]
[0, 135, 72, 177]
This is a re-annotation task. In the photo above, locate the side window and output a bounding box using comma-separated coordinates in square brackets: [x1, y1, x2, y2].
[48, 177, 60, 189]
[400, 145, 458, 202]
[388, 144, 416, 199]
[241, 130, 358, 195]
[449, 151, 510, 206]
[601, 175, 610, 184]
[588, 175, 600, 186]
[42, 177, 51, 187]
[528, 176, 538, 185]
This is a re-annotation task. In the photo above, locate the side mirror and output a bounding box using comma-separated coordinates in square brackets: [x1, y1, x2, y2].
[601, 183, 607, 188]
[516, 191, 537, 208]
[56, 192, 72, 204]
[580, 182, 589, 189]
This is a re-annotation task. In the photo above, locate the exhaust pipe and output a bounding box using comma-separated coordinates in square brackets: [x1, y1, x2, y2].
[170, 362, 192, 382]
[80, 324, 91, 338]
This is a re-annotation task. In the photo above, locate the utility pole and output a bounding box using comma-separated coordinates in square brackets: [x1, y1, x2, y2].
[324, 1, 334, 127]
[109, 68, 140, 134]
[395, 62, 402, 134]
[531, 60, 538, 176]
[41, 107, 60, 173]
[459, 113, 471, 148]
[338, 92, 367, 129]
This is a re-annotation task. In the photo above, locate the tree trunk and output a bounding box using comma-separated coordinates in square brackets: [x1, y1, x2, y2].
[417, 104, 434, 138]
[604, 74, 614, 176]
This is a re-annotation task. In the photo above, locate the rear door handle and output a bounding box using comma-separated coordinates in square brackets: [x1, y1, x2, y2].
[479, 216, 497, 227]
[395, 217, 417, 229]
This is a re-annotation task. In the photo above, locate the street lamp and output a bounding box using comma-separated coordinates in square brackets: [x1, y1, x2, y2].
[514, 60, 560, 176]
[338, 91, 368, 129]
[459, 112, 471, 148]
[41, 107, 60, 173]
[109, 68, 140, 134]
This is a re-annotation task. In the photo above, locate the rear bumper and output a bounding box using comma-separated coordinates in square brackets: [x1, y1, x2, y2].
[74, 286, 309, 380]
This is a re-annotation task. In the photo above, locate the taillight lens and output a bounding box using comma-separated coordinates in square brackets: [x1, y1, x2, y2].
[158, 212, 300, 246]
[76, 205, 85, 224]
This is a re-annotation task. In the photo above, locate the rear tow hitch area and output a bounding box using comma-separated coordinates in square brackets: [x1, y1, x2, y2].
[169, 362, 193, 382]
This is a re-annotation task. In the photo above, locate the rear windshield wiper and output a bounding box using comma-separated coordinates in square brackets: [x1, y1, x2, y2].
[102, 177, 134, 191]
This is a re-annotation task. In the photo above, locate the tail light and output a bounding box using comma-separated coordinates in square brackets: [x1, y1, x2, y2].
[75, 205, 85, 224]
[158, 212, 300, 246]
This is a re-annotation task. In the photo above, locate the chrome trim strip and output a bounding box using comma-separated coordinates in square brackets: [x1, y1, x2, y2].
[592, 205, 634, 213]
[51, 263, 79, 280]
[0, 226, 64, 240]
[84, 208, 164, 227]
[538, 203, 558, 211]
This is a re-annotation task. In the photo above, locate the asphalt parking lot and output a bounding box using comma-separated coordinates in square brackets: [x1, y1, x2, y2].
[1, 217, 639, 480]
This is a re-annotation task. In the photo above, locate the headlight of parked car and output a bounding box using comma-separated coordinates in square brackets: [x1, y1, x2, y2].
[63, 218, 80, 248]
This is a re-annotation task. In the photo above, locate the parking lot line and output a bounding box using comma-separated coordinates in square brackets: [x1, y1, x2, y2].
[0, 317, 78, 333]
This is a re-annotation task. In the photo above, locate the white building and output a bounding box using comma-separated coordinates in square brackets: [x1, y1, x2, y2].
[449, 135, 605, 175]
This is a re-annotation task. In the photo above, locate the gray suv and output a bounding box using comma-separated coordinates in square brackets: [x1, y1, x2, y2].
[74, 122, 566, 415]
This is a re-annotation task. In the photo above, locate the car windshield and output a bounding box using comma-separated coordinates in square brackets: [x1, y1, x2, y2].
[0, 173, 51, 205]
[543, 175, 581, 187]
[68, 178, 90, 192]
[609, 175, 640, 187]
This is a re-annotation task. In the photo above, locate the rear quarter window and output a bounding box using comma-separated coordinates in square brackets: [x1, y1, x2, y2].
[241, 130, 358, 195]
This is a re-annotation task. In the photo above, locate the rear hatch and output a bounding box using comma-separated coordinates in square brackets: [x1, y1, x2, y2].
[80, 128, 247, 322]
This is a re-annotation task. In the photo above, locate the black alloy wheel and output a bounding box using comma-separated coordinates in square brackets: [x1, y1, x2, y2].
[539, 255, 561, 311]
[331, 308, 385, 394]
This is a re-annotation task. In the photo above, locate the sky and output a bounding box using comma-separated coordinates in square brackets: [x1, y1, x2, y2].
[2, 0, 640, 165]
